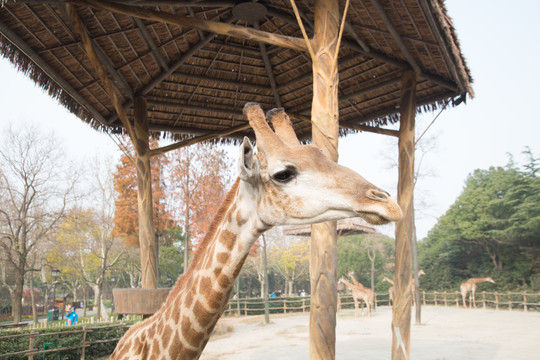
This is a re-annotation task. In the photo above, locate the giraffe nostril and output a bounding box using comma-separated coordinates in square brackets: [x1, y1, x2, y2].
[366, 189, 389, 201]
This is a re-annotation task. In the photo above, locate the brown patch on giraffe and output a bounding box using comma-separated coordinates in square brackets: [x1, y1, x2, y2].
[184, 291, 194, 309]
[193, 299, 216, 328]
[213, 266, 223, 278]
[150, 338, 161, 358]
[219, 229, 237, 251]
[199, 276, 212, 294]
[162, 324, 173, 349]
[217, 273, 231, 289]
[217, 251, 231, 264]
[235, 209, 248, 227]
[232, 254, 249, 278]
[181, 315, 206, 349]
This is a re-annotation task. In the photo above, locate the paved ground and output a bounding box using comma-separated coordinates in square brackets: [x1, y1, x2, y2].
[200, 306, 540, 360]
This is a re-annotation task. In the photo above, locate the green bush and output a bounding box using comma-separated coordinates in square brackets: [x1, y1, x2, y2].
[0, 321, 138, 359]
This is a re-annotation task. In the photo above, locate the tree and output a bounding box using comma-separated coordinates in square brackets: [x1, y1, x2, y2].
[167, 142, 233, 272]
[419, 150, 540, 290]
[0, 123, 77, 323]
[269, 236, 310, 296]
[112, 140, 173, 247]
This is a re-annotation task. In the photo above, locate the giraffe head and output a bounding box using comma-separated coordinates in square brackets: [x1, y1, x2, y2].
[240, 103, 402, 227]
[418, 269, 426, 277]
[486, 277, 495, 284]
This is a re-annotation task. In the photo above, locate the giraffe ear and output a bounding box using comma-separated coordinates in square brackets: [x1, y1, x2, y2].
[238, 137, 259, 182]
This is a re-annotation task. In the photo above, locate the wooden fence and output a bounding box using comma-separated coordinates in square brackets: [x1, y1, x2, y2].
[0, 323, 129, 359]
[1, 291, 538, 359]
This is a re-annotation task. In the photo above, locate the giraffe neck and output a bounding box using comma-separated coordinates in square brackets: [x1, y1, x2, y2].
[111, 178, 269, 360]
[469, 277, 490, 284]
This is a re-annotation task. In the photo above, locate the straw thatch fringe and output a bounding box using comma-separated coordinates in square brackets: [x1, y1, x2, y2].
[0, 34, 103, 130]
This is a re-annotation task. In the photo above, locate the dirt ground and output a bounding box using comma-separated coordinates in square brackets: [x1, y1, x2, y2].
[200, 306, 540, 360]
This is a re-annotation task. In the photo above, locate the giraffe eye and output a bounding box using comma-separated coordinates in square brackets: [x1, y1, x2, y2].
[272, 167, 297, 183]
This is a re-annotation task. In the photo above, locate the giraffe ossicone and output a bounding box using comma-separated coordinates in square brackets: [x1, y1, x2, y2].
[110, 103, 402, 360]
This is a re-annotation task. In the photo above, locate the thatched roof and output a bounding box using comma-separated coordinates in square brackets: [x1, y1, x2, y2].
[0, 0, 473, 142]
[283, 217, 375, 237]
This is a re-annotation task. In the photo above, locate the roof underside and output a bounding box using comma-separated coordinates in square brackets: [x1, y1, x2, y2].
[0, 0, 473, 142]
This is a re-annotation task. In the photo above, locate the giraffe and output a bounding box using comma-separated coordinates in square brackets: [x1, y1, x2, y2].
[338, 277, 374, 317]
[382, 276, 394, 305]
[411, 269, 425, 306]
[460, 277, 495, 309]
[347, 270, 375, 309]
[109, 103, 402, 360]
[383, 270, 424, 306]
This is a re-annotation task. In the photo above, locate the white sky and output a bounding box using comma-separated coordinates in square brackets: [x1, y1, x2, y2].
[0, 1, 539, 240]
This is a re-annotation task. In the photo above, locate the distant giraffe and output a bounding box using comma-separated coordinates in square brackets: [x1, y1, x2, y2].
[460, 277, 495, 308]
[347, 270, 375, 309]
[382, 276, 394, 305]
[383, 270, 424, 306]
[339, 277, 374, 317]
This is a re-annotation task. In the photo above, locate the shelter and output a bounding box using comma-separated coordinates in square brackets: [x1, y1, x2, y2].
[0, 1, 472, 359]
[284, 217, 375, 238]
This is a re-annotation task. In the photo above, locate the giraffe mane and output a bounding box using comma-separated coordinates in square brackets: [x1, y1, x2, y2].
[164, 178, 241, 306]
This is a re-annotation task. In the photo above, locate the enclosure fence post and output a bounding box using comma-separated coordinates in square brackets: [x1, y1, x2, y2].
[455, 292, 459, 307]
[244, 301, 247, 316]
[284, 300, 287, 314]
[27, 333, 35, 360]
[508, 292, 512, 311]
[482, 292, 486, 309]
[422, 291, 426, 305]
[303, 299, 306, 313]
[81, 326, 88, 360]
[523, 292, 528, 312]
[443, 292, 448, 307]
[495, 292, 499, 311]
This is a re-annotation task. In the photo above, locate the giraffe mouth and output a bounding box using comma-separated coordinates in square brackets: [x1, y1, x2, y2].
[358, 211, 392, 225]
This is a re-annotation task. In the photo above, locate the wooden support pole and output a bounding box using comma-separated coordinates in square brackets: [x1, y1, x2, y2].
[134, 96, 158, 290]
[392, 69, 416, 360]
[309, 1, 340, 359]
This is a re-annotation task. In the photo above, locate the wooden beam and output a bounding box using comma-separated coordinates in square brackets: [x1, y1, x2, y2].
[106, 16, 235, 124]
[63, 3, 142, 153]
[133, 17, 169, 71]
[79, 0, 308, 52]
[146, 99, 242, 118]
[369, 0, 422, 74]
[256, 24, 282, 108]
[171, 72, 271, 93]
[0, 19, 107, 126]
[309, 0, 340, 359]
[149, 122, 250, 157]
[133, 96, 158, 290]
[393, 69, 416, 360]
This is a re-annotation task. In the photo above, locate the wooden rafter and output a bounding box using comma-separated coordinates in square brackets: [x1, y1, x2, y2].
[79, 0, 308, 51]
[257, 24, 282, 108]
[369, 0, 422, 73]
[133, 17, 169, 71]
[63, 3, 141, 153]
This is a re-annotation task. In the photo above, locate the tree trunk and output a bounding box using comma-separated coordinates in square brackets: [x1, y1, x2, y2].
[134, 96, 158, 289]
[309, 0, 340, 359]
[11, 271, 24, 323]
[392, 70, 417, 360]
[29, 275, 38, 326]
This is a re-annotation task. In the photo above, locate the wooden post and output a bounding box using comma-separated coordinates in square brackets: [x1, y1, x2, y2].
[455, 292, 460, 308]
[392, 70, 416, 360]
[284, 300, 287, 314]
[444, 292, 448, 307]
[28, 333, 35, 360]
[482, 291, 486, 309]
[523, 292, 528, 312]
[308, 1, 341, 360]
[434, 291, 438, 306]
[495, 292, 499, 311]
[81, 326, 88, 360]
[134, 96, 158, 290]
[508, 293, 512, 311]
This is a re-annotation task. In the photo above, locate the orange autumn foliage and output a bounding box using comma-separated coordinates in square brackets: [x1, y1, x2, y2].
[112, 140, 174, 247]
